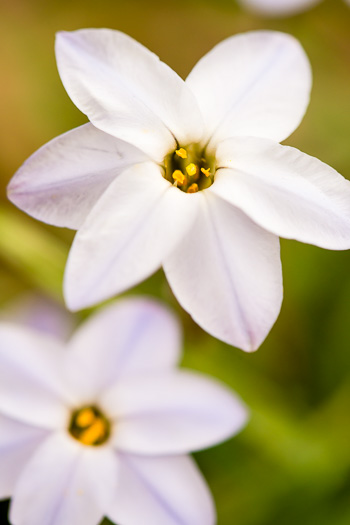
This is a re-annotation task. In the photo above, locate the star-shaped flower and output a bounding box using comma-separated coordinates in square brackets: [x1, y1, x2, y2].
[238, 0, 349, 17]
[8, 29, 350, 351]
[0, 297, 247, 525]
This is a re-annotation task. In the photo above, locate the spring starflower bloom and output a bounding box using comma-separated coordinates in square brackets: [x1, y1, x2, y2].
[8, 29, 350, 351]
[239, 0, 349, 17]
[0, 297, 248, 525]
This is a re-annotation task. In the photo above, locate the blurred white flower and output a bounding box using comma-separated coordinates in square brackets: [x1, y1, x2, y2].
[8, 30, 350, 351]
[238, 0, 349, 17]
[0, 297, 248, 525]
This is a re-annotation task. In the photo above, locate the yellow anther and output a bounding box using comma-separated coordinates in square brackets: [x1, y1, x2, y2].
[76, 408, 96, 427]
[69, 405, 110, 446]
[186, 163, 198, 177]
[172, 170, 186, 185]
[187, 183, 199, 193]
[175, 148, 187, 159]
[201, 167, 211, 177]
[79, 419, 107, 446]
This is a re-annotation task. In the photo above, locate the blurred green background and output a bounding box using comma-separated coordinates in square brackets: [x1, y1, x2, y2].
[1, 0, 350, 523]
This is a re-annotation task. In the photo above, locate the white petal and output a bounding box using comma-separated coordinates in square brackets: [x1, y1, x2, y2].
[64, 162, 200, 311]
[108, 454, 215, 525]
[56, 29, 203, 161]
[8, 124, 147, 229]
[214, 137, 350, 249]
[163, 194, 283, 351]
[186, 31, 311, 148]
[0, 294, 74, 341]
[239, 0, 320, 16]
[102, 371, 248, 454]
[0, 413, 49, 499]
[64, 297, 182, 403]
[10, 432, 118, 525]
[0, 324, 69, 428]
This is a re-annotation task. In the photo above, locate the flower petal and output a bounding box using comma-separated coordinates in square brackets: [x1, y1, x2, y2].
[0, 413, 49, 499]
[55, 29, 203, 161]
[186, 31, 311, 147]
[8, 124, 146, 229]
[64, 162, 201, 311]
[108, 454, 215, 525]
[102, 371, 248, 454]
[214, 137, 350, 249]
[0, 324, 69, 428]
[64, 297, 182, 403]
[10, 432, 118, 525]
[0, 294, 74, 340]
[239, 0, 320, 16]
[163, 193, 283, 351]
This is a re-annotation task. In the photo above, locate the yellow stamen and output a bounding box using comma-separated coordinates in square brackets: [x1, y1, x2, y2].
[172, 170, 186, 185]
[175, 148, 187, 159]
[79, 419, 107, 446]
[186, 163, 198, 176]
[201, 167, 211, 177]
[76, 408, 96, 427]
[187, 183, 199, 193]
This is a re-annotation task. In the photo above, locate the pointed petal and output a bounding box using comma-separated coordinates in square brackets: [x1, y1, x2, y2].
[214, 137, 350, 249]
[103, 371, 248, 454]
[0, 324, 69, 428]
[10, 432, 118, 525]
[0, 294, 74, 341]
[186, 31, 311, 147]
[64, 162, 201, 311]
[8, 124, 146, 229]
[163, 194, 283, 351]
[64, 298, 182, 403]
[0, 414, 49, 499]
[239, 0, 320, 16]
[55, 29, 203, 160]
[108, 454, 215, 525]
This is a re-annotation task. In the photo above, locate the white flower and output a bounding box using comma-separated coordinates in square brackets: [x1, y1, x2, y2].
[238, 0, 349, 17]
[0, 297, 248, 525]
[8, 29, 350, 352]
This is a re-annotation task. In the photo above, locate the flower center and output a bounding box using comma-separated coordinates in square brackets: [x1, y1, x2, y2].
[68, 406, 110, 446]
[163, 144, 216, 193]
